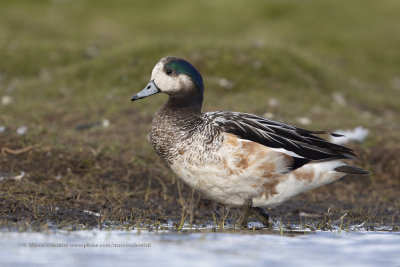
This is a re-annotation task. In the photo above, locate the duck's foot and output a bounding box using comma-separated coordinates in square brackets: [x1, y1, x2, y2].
[252, 207, 270, 227]
[237, 200, 252, 229]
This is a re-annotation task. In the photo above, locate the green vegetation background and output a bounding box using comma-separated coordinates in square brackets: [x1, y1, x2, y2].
[0, 0, 399, 230]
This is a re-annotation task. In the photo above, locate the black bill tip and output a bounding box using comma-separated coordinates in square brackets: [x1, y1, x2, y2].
[131, 95, 140, 101]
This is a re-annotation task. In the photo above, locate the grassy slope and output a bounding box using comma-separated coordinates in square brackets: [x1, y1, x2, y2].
[0, 0, 399, 230]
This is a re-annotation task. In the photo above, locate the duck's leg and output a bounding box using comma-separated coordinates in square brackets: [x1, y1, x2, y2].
[211, 203, 223, 225]
[237, 200, 252, 229]
[252, 207, 269, 227]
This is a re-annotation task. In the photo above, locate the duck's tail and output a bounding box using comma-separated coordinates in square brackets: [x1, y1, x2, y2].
[334, 165, 370, 175]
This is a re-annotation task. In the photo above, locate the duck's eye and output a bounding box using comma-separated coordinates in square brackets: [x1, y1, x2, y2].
[166, 68, 173, 76]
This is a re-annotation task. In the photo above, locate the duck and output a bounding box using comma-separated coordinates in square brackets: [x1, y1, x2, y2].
[131, 56, 369, 228]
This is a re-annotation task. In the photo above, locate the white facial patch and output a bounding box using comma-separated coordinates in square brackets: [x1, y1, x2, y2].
[150, 59, 193, 95]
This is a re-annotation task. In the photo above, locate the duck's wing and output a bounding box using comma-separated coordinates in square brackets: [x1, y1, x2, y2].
[206, 111, 355, 170]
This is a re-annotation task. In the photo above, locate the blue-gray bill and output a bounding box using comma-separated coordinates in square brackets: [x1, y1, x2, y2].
[131, 80, 160, 101]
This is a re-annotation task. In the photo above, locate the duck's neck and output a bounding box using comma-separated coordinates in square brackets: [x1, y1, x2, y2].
[161, 94, 203, 115]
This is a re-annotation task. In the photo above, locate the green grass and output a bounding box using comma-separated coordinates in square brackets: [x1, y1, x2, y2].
[0, 0, 399, 230]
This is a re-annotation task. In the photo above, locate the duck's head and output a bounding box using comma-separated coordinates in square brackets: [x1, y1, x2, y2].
[131, 56, 204, 105]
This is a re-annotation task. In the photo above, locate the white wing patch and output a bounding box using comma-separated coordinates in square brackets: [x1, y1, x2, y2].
[269, 148, 305, 158]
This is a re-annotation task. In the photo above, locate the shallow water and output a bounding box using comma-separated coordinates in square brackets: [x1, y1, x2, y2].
[1, 228, 399, 267]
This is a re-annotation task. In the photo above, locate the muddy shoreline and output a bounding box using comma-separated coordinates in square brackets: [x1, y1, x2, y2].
[1, 135, 399, 232]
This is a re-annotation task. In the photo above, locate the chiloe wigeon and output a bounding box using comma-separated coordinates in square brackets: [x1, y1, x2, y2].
[131, 56, 368, 228]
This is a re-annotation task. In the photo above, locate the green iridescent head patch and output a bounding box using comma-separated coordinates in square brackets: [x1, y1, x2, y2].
[164, 59, 204, 92]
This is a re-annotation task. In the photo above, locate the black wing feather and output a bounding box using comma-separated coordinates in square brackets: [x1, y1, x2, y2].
[208, 111, 355, 170]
